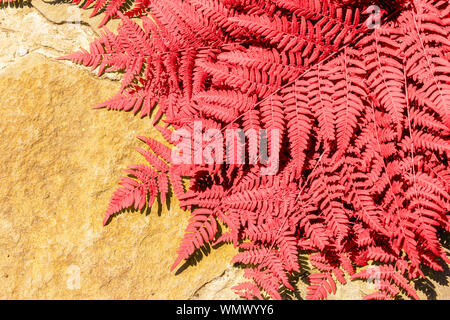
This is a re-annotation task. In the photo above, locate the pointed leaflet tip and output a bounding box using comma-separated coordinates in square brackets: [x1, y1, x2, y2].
[137, 136, 149, 143]
[92, 103, 106, 110]
[103, 214, 110, 226]
[170, 255, 184, 272]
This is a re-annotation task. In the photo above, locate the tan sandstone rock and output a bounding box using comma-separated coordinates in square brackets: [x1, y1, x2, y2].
[0, 6, 121, 80]
[0, 7, 94, 68]
[0, 53, 237, 299]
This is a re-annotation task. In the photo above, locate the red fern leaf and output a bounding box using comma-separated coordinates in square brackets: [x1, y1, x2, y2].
[171, 208, 218, 271]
